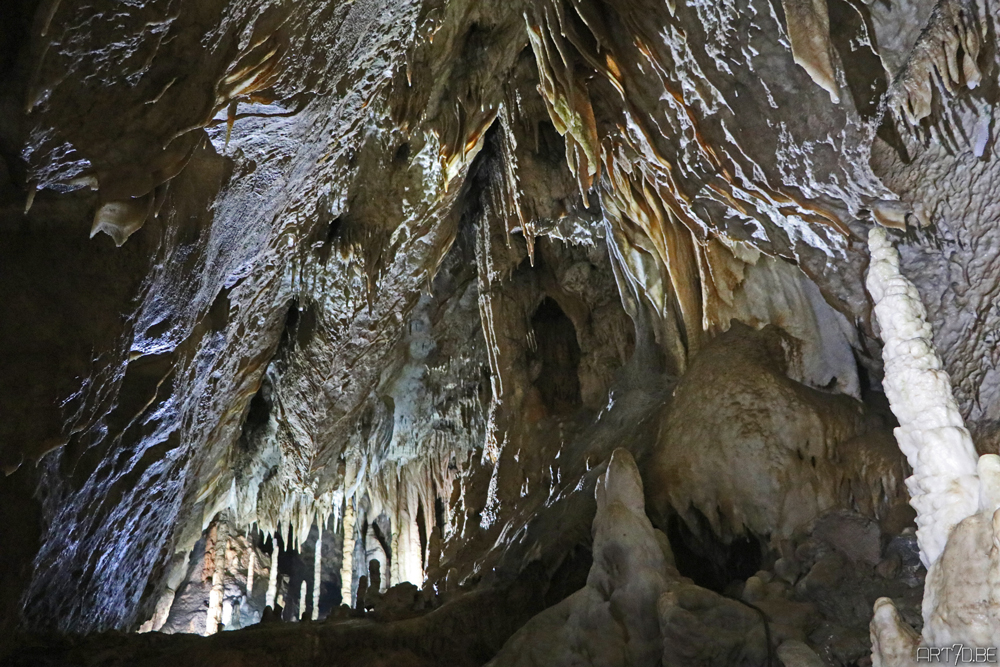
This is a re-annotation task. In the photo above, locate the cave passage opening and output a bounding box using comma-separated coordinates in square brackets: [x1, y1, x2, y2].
[529, 296, 583, 415]
[665, 510, 765, 594]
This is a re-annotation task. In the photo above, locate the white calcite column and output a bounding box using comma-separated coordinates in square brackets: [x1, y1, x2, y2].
[866, 226, 980, 568]
[246, 548, 255, 605]
[312, 518, 323, 620]
[340, 500, 356, 607]
[265, 534, 280, 609]
[205, 520, 228, 635]
[866, 228, 1000, 664]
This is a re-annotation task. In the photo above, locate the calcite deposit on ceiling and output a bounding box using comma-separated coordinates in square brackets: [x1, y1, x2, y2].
[2, 0, 1000, 664]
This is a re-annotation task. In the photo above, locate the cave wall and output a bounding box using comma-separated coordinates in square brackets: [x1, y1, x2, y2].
[2, 0, 999, 663]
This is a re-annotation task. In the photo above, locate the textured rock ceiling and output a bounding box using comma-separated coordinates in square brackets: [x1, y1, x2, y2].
[2, 0, 1000, 663]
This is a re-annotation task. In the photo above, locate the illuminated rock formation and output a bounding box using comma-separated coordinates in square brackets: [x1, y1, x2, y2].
[868, 228, 1000, 664]
[650, 321, 906, 542]
[1, 0, 1000, 664]
[486, 449, 670, 667]
[866, 227, 980, 568]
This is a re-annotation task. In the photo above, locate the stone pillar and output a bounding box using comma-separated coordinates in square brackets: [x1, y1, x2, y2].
[340, 499, 356, 606]
[390, 518, 401, 587]
[205, 519, 228, 635]
[265, 533, 280, 609]
[246, 548, 255, 604]
[312, 518, 323, 620]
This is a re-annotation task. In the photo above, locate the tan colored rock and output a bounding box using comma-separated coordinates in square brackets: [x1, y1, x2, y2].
[649, 323, 905, 541]
[486, 449, 669, 667]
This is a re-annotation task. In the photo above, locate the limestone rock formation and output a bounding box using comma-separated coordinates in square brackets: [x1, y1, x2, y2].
[486, 449, 669, 667]
[868, 229, 1000, 665]
[2, 0, 1000, 664]
[650, 321, 906, 542]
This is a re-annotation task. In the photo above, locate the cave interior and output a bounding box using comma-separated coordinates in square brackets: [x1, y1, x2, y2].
[2, 0, 1000, 664]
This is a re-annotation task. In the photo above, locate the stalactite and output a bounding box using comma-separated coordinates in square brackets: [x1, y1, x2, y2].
[90, 196, 154, 247]
[517, 0, 878, 386]
[496, 103, 536, 258]
[781, 0, 841, 102]
[887, 0, 985, 129]
[601, 167, 705, 365]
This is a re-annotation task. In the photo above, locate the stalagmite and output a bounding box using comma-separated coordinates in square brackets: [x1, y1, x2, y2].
[870, 597, 922, 667]
[427, 529, 441, 573]
[205, 520, 228, 635]
[368, 560, 381, 602]
[312, 519, 322, 620]
[297, 580, 306, 621]
[265, 535, 280, 610]
[867, 228, 1000, 663]
[275, 576, 287, 612]
[390, 523, 401, 587]
[221, 600, 232, 628]
[341, 500, 356, 607]
[486, 449, 670, 666]
[865, 226, 979, 568]
[246, 549, 255, 604]
[355, 576, 368, 612]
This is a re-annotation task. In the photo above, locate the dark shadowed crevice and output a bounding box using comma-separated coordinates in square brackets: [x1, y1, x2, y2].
[543, 544, 592, 608]
[666, 511, 765, 594]
[529, 297, 583, 415]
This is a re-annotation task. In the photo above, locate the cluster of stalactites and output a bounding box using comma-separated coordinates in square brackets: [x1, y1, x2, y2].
[368, 454, 461, 581]
[887, 0, 985, 130]
[333, 448, 468, 607]
[252, 453, 456, 612]
[521, 0, 860, 374]
[139, 513, 330, 635]
[185, 416, 468, 615]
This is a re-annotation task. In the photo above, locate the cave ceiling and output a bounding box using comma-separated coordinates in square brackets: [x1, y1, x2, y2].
[2, 0, 1000, 663]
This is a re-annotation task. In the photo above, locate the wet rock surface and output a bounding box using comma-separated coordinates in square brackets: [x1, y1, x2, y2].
[1, 0, 999, 664]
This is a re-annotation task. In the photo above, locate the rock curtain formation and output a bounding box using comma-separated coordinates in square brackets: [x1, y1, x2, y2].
[1, 0, 999, 664]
